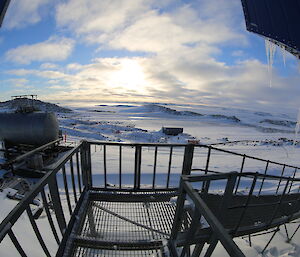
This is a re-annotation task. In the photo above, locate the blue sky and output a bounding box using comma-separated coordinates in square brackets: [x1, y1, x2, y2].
[0, 0, 299, 112]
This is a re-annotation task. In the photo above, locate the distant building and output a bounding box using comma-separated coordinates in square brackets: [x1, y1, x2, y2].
[162, 127, 183, 136]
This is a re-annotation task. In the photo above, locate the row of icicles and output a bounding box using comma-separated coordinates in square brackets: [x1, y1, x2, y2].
[264, 39, 300, 145]
[265, 39, 287, 88]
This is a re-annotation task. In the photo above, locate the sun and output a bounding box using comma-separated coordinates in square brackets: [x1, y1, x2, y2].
[107, 59, 147, 92]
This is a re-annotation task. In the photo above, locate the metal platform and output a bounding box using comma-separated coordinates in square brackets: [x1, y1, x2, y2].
[62, 190, 179, 257]
[64, 185, 300, 257]
[0, 141, 300, 257]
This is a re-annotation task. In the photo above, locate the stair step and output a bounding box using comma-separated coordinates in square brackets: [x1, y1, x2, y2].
[72, 245, 167, 257]
[73, 235, 165, 250]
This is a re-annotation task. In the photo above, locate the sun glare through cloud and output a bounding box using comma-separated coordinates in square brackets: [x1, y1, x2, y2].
[107, 59, 147, 93]
[0, 0, 299, 112]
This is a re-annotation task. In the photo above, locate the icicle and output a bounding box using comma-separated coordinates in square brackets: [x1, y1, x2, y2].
[265, 39, 270, 66]
[265, 39, 276, 87]
[293, 108, 300, 145]
[280, 45, 286, 67]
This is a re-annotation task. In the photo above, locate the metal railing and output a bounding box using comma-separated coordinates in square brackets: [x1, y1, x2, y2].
[87, 141, 191, 190]
[192, 144, 300, 194]
[86, 141, 300, 194]
[0, 140, 299, 256]
[0, 139, 61, 170]
[0, 141, 86, 257]
[169, 172, 300, 257]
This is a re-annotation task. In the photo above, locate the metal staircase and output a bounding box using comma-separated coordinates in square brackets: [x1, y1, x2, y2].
[0, 141, 299, 257]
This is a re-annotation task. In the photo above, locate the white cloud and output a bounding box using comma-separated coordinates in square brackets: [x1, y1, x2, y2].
[5, 37, 75, 64]
[3, 0, 50, 29]
[52, 0, 251, 102]
[55, 0, 246, 53]
[67, 63, 84, 71]
[4, 0, 299, 111]
[6, 49, 300, 110]
[55, 0, 179, 45]
[111, 5, 245, 53]
[48, 85, 65, 90]
[8, 51, 300, 111]
[4, 78, 29, 88]
[7, 68, 68, 80]
[56, 0, 148, 35]
[40, 63, 59, 70]
[7, 78, 28, 83]
[6, 69, 33, 76]
[232, 50, 245, 57]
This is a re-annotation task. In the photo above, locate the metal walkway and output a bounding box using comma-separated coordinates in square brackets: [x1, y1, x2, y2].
[62, 190, 179, 257]
[0, 141, 300, 257]
[62, 183, 300, 257]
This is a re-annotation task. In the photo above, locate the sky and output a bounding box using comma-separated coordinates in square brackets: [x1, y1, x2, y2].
[0, 0, 299, 113]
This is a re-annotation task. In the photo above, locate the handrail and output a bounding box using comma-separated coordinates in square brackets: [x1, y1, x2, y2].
[0, 142, 83, 242]
[170, 174, 246, 257]
[183, 171, 300, 182]
[86, 140, 300, 170]
[183, 180, 245, 257]
[208, 144, 300, 170]
[170, 171, 300, 256]
[3, 138, 61, 167]
[86, 140, 188, 147]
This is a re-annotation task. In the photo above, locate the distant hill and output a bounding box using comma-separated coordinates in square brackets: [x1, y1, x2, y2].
[0, 98, 72, 113]
[120, 104, 240, 122]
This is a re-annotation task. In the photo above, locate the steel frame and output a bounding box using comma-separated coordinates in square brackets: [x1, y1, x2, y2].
[169, 172, 300, 256]
[0, 140, 300, 257]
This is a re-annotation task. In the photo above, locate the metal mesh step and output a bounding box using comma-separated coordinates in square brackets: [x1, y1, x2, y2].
[65, 191, 182, 256]
[72, 246, 165, 257]
[78, 200, 176, 242]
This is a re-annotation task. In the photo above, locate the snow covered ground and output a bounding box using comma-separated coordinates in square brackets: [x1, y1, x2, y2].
[58, 102, 300, 167]
[1, 101, 300, 256]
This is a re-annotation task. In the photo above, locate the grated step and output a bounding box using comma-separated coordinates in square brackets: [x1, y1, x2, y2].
[78, 200, 176, 243]
[72, 246, 167, 257]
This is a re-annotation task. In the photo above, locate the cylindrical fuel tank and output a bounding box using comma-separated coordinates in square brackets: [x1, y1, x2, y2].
[0, 112, 59, 146]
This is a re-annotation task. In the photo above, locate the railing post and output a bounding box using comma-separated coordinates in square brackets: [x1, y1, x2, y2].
[234, 155, 246, 194]
[205, 146, 211, 174]
[103, 144, 107, 188]
[268, 178, 290, 227]
[87, 142, 92, 187]
[203, 146, 212, 192]
[119, 145, 122, 189]
[8, 230, 27, 257]
[276, 164, 286, 194]
[180, 208, 201, 256]
[48, 175, 67, 235]
[182, 144, 194, 175]
[170, 182, 186, 240]
[76, 152, 82, 193]
[233, 174, 258, 235]
[80, 142, 88, 188]
[152, 146, 158, 189]
[288, 168, 297, 193]
[258, 160, 269, 196]
[166, 146, 173, 188]
[134, 145, 142, 189]
[219, 173, 238, 224]
[80, 141, 92, 189]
